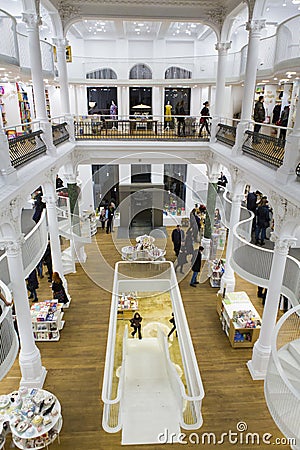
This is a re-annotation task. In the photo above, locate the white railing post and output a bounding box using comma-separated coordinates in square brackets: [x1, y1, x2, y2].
[247, 234, 297, 380]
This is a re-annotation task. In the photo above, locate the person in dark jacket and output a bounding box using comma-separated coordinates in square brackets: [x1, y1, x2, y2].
[32, 189, 46, 223]
[253, 96, 265, 142]
[43, 242, 53, 282]
[189, 209, 199, 241]
[168, 313, 177, 338]
[51, 272, 68, 304]
[175, 243, 187, 274]
[272, 103, 281, 124]
[184, 228, 194, 257]
[255, 199, 270, 246]
[26, 268, 39, 302]
[171, 225, 185, 257]
[199, 101, 211, 137]
[279, 104, 290, 142]
[175, 100, 186, 136]
[190, 246, 204, 287]
[106, 205, 114, 234]
[56, 175, 64, 190]
[247, 190, 261, 232]
[130, 312, 143, 339]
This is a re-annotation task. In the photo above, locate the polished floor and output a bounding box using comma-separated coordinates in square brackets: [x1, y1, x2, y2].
[0, 226, 286, 449]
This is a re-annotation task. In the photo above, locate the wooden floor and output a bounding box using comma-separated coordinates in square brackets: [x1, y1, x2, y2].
[0, 227, 285, 449]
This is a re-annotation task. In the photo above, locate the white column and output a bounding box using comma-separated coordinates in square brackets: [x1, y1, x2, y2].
[22, 12, 56, 155]
[220, 193, 244, 293]
[121, 86, 129, 118]
[211, 42, 232, 141]
[232, 19, 266, 153]
[119, 164, 131, 184]
[247, 234, 296, 380]
[201, 171, 219, 260]
[53, 38, 71, 115]
[277, 85, 300, 183]
[152, 86, 162, 120]
[151, 164, 164, 184]
[2, 238, 47, 387]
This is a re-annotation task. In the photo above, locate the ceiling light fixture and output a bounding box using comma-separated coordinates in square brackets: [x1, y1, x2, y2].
[292, 0, 300, 3]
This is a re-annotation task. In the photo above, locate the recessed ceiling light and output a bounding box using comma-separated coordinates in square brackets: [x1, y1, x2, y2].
[0, 68, 5, 71]
[190, 24, 197, 28]
[274, 77, 278, 80]
[283, 2, 286, 6]
[266, 7, 270, 11]
[138, 23, 144, 26]
[135, 28, 140, 32]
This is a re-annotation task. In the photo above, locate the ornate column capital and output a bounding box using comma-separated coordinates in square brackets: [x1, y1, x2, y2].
[0, 235, 25, 254]
[208, 173, 219, 184]
[246, 19, 266, 37]
[64, 173, 77, 184]
[270, 233, 297, 255]
[22, 12, 42, 29]
[52, 37, 69, 49]
[215, 41, 232, 55]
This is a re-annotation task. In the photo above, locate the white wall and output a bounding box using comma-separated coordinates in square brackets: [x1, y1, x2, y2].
[2, 82, 22, 126]
[78, 165, 94, 214]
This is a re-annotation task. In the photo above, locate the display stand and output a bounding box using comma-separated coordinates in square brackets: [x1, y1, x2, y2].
[210, 259, 225, 288]
[0, 388, 62, 450]
[117, 292, 138, 319]
[31, 300, 64, 342]
[121, 235, 165, 261]
[217, 291, 261, 348]
[82, 210, 97, 236]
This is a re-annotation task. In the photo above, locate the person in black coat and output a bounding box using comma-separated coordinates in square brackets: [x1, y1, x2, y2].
[51, 272, 68, 304]
[199, 101, 211, 137]
[32, 189, 46, 223]
[247, 190, 261, 232]
[106, 205, 114, 234]
[184, 228, 194, 257]
[171, 225, 185, 257]
[26, 268, 39, 302]
[190, 246, 204, 287]
[175, 100, 186, 136]
[130, 312, 143, 339]
[43, 242, 53, 282]
[175, 243, 187, 274]
[255, 199, 270, 246]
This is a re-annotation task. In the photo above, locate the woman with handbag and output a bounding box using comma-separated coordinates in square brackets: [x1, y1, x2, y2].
[51, 272, 68, 304]
[199, 101, 211, 137]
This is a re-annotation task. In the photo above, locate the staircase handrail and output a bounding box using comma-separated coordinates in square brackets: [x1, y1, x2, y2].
[157, 326, 203, 429]
[101, 267, 127, 433]
[268, 304, 300, 401]
[22, 209, 48, 279]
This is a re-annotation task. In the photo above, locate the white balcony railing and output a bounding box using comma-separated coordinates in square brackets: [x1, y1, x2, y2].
[0, 280, 19, 381]
[22, 209, 48, 279]
[265, 304, 300, 448]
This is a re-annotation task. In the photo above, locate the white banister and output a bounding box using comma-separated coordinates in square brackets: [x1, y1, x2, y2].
[22, 209, 48, 278]
[265, 305, 300, 448]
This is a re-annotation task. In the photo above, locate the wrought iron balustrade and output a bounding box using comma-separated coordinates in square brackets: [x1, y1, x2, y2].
[8, 130, 46, 168]
[52, 122, 69, 146]
[242, 130, 285, 168]
[216, 123, 236, 147]
[74, 118, 209, 141]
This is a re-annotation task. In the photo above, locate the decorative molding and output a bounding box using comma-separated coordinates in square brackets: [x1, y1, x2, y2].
[207, 7, 228, 28]
[57, 1, 81, 27]
[0, 235, 25, 254]
[0, 197, 24, 234]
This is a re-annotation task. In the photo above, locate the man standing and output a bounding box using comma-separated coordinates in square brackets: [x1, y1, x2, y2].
[253, 96, 265, 142]
[171, 224, 184, 257]
[190, 246, 204, 287]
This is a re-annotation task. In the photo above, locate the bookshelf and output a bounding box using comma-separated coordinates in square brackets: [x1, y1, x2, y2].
[16, 82, 31, 132]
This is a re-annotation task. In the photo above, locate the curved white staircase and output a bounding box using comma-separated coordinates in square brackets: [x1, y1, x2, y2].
[265, 305, 300, 449]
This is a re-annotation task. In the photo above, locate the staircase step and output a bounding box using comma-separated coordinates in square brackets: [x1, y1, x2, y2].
[279, 349, 300, 379]
[288, 339, 300, 364]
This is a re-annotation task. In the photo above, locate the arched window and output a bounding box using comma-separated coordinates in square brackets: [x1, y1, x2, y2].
[129, 64, 152, 79]
[86, 68, 117, 79]
[165, 66, 192, 79]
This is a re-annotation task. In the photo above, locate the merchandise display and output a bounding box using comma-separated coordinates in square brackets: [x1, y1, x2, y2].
[216, 291, 261, 348]
[117, 292, 138, 319]
[31, 300, 64, 341]
[210, 259, 225, 288]
[0, 85, 7, 126]
[121, 235, 165, 261]
[16, 82, 31, 133]
[0, 388, 62, 450]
